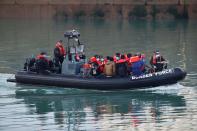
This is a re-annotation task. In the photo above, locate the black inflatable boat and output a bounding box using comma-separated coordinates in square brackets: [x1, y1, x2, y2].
[7, 68, 186, 90]
[7, 30, 187, 90]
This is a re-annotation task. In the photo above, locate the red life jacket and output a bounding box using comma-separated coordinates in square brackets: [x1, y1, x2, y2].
[97, 60, 102, 65]
[113, 55, 117, 62]
[104, 58, 108, 65]
[113, 54, 121, 62]
[124, 54, 128, 60]
[152, 54, 157, 64]
[75, 53, 80, 61]
[90, 56, 97, 63]
[56, 42, 66, 56]
[98, 64, 104, 73]
[36, 54, 49, 63]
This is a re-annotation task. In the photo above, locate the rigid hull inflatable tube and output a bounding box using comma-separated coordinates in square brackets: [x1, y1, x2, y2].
[12, 68, 186, 90]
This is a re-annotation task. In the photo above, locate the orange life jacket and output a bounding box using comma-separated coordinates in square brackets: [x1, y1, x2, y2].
[129, 56, 140, 63]
[83, 63, 91, 69]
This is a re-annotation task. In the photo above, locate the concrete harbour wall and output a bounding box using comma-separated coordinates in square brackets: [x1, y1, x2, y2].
[0, 0, 197, 19]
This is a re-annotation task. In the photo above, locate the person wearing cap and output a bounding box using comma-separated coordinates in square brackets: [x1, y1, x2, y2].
[150, 50, 167, 72]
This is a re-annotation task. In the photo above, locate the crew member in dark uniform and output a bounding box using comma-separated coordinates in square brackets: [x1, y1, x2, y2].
[150, 51, 167, 72]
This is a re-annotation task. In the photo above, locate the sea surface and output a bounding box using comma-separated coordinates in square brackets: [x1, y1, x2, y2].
[0, 18, 197, 131]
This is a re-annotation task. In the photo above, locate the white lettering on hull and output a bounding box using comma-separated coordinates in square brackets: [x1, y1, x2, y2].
[131, 69, 173, 80]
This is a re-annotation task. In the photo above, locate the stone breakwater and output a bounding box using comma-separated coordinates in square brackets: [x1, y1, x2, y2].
[0, 0, 197, 19]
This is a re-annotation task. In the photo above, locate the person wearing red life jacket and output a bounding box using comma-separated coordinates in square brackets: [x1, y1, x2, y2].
[113, 53, 121, 63]
[98, 56, 105, 73]
[126, 53, 132, 65]
[53, 40, 66, 73]
[150, 50, 167, 72]
[35, 52, 50, 74]
[104, 56, 110, 65]
[54, 40, 66, 64]
[89, 55, 100, 76]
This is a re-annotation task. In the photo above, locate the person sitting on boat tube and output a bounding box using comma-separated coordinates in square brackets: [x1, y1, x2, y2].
[116, 55, 128, 77]
[89, 55, 101, 76]
[130, 54, 145, 76]
[113, 53, 121, 63]
[35, 52, 50, 74]
[150, 50, 167, 72]
[104, 57, 116, 77]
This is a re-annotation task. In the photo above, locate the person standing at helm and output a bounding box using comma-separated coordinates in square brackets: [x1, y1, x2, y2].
[150, 50, 167, 72]
[53, 40, 66, 73]
[54, 40, 66, 64]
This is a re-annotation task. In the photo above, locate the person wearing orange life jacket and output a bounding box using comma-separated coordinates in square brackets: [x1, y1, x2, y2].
[130, 54, 145, 76]
[82, 62, 92, 78]
[150, 50, 167, 72]
[129, 55, 140, 63]
[116, 55, 128, 77]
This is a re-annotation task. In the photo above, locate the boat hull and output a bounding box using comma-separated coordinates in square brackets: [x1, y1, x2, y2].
[10, 68, 186, 90]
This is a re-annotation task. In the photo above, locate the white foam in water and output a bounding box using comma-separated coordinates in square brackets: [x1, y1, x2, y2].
[138, 83, 185, 94]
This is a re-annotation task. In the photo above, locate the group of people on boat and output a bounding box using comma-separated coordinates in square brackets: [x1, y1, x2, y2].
[82, 51, 167, 78]
[24, 40, 168, 77]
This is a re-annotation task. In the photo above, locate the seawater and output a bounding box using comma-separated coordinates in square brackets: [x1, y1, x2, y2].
[0, 19, 197, 131]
